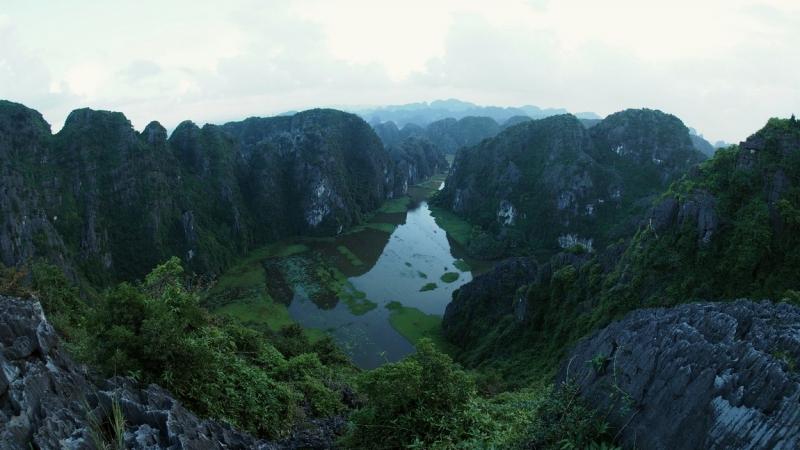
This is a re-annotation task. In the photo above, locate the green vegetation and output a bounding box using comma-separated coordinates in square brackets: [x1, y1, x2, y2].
[322, 268, 377, 315]
[362, 222, 396, 233]
[211, 294, 294, 332]
[339, 339, 480, 448]
[453, 259, 471, 272]
[420, 282, 438, 292]
[21, 251, 622, 448]
[420, 172, 448, 190]
[431, 110, 706, 260]
[339, 339, 620, 449]
[385, 303, 451, 351]
[337, 245, 364, 267]
[429, 205, 474, 247]
[440, 272, 460, 283]
[376, 196, 410, 214]
[12, 101, 800, 447]
[417, 270, 428, 278]
[443, 116, 800, 388]
[24, 257, 356, 439]
[86, 394, 126, 450]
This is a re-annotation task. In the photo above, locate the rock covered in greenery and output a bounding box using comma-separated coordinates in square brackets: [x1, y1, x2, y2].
[442, 116, 800, 386]
[589, 109, 708, 184]
[0, 100, 445, 283]
[558, 299, 800, 450]
[691, 133, 716, 157]
[0, 295, 260, 449]
[612, 116, 800, 306]
[388, 137, 448, 189]
[373, 116, 503, 153]
[0, 102, 75, 280]
[435, 109, 706, 256]
[442, 257, 538, 357]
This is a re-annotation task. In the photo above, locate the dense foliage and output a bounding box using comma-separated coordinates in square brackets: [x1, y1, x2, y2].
[17, 257, 356, 439]
[442, 117, 800, 386]
[0, 101, 446, 287]
[6, 97, 797, 447]
[433, 110, 706, 259]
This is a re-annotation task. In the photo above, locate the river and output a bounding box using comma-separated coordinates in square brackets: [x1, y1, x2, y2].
[287, 198, 480, 369]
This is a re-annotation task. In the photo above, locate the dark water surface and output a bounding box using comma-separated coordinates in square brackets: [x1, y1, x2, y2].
[288, 200, 480, 369]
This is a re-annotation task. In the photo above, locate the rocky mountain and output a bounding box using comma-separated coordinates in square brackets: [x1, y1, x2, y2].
[691, 133, 716, 157]
[434, 108, 707, 256]
[558, 300, 800, 450]
[356, 98, 601, 129]
[441, 116, 800, 385]
[0, 100, 446, 284]
[373, 116, 500, 152]
[715, 140, 733, 148]
[0, 295, 344, 449]
[387, 137, 448, 190]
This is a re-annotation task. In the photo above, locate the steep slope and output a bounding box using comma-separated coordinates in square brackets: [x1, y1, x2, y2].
[691, 133, 716, 157]
[559, 300, 800, 450]
[50, 109, 187, 284]
[588, 109, 707, 184]
[0, 101, 75, 280]
[0, 102, 443, 283]
[441, 116, 800, 383]
[422, 116, 501, 154]
[372, 116, 501, 154]
[612, 116, 800, 305]
[387, 137, 448, 189]
[221, 109, 401, 236]
[435, 109, 707, 256]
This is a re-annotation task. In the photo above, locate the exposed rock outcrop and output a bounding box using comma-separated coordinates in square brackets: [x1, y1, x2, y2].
[435, 109, 707, 255]
[0, 296, 342, 449]
[557, 300, 800, 450]
[442, 257, 538, 350]
[0, 101, 446, 283]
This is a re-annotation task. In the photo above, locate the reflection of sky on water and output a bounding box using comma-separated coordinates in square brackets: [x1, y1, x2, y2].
[289, 290, 415, 369]
[349, 201, 472, 316]
[287, 200, 472, 369]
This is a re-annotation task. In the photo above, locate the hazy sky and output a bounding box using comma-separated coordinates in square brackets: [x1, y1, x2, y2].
[1, 0, 797, 144]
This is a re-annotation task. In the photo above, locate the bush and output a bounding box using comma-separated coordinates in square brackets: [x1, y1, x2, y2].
[340, 339, 481, 448]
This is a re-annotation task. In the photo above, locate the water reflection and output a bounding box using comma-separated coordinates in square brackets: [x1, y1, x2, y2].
[289, 200, 476, 368]
[349, 201, 472, 316]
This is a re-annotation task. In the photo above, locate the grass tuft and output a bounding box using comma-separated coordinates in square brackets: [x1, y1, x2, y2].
[420, 283, 438, 292]
[440, 272, 460, 283]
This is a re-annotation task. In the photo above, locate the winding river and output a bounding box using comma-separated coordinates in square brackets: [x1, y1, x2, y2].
[288, 198, 480, 369]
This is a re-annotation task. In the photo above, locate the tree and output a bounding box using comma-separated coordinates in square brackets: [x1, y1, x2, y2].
[340, 339, 481, 448]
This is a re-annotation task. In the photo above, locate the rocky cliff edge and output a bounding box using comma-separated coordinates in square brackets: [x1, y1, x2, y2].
[557, 299, 800, 450]
[0, 296, 341, 449]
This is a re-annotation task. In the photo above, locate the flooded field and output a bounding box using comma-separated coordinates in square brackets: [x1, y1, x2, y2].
[205, 178, 490, 369]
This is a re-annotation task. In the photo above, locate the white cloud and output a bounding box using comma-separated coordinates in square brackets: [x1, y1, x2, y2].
[64, 60, 111, 99]
[0, 0, 796, 141]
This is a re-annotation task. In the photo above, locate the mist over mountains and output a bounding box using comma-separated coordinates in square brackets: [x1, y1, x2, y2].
[350, 98, 602, 128]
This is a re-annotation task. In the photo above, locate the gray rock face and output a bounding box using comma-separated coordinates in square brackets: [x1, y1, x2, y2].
[647, 188, 719, 243]
[0, 296, 341, 449]
[442, 257, 538, 347]
[557, 300, 800, 450]
[0, 101, 447, 284]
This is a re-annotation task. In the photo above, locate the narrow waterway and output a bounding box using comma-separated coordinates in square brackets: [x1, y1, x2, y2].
[288, 200, 476, 369]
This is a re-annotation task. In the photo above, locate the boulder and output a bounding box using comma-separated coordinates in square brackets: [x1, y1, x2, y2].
[0, 295, 342, 449]
[557, 300, 800, 450]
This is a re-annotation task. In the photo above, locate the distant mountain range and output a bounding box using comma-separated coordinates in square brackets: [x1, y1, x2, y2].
[350, 99, 601, 128]
[351, 99, 717, 157]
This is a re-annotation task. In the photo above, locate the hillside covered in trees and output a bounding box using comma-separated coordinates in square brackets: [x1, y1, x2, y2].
[2, 99, 799, 449]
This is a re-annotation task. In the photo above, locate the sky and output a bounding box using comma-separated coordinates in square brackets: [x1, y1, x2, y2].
[1, 0, 798, 144]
